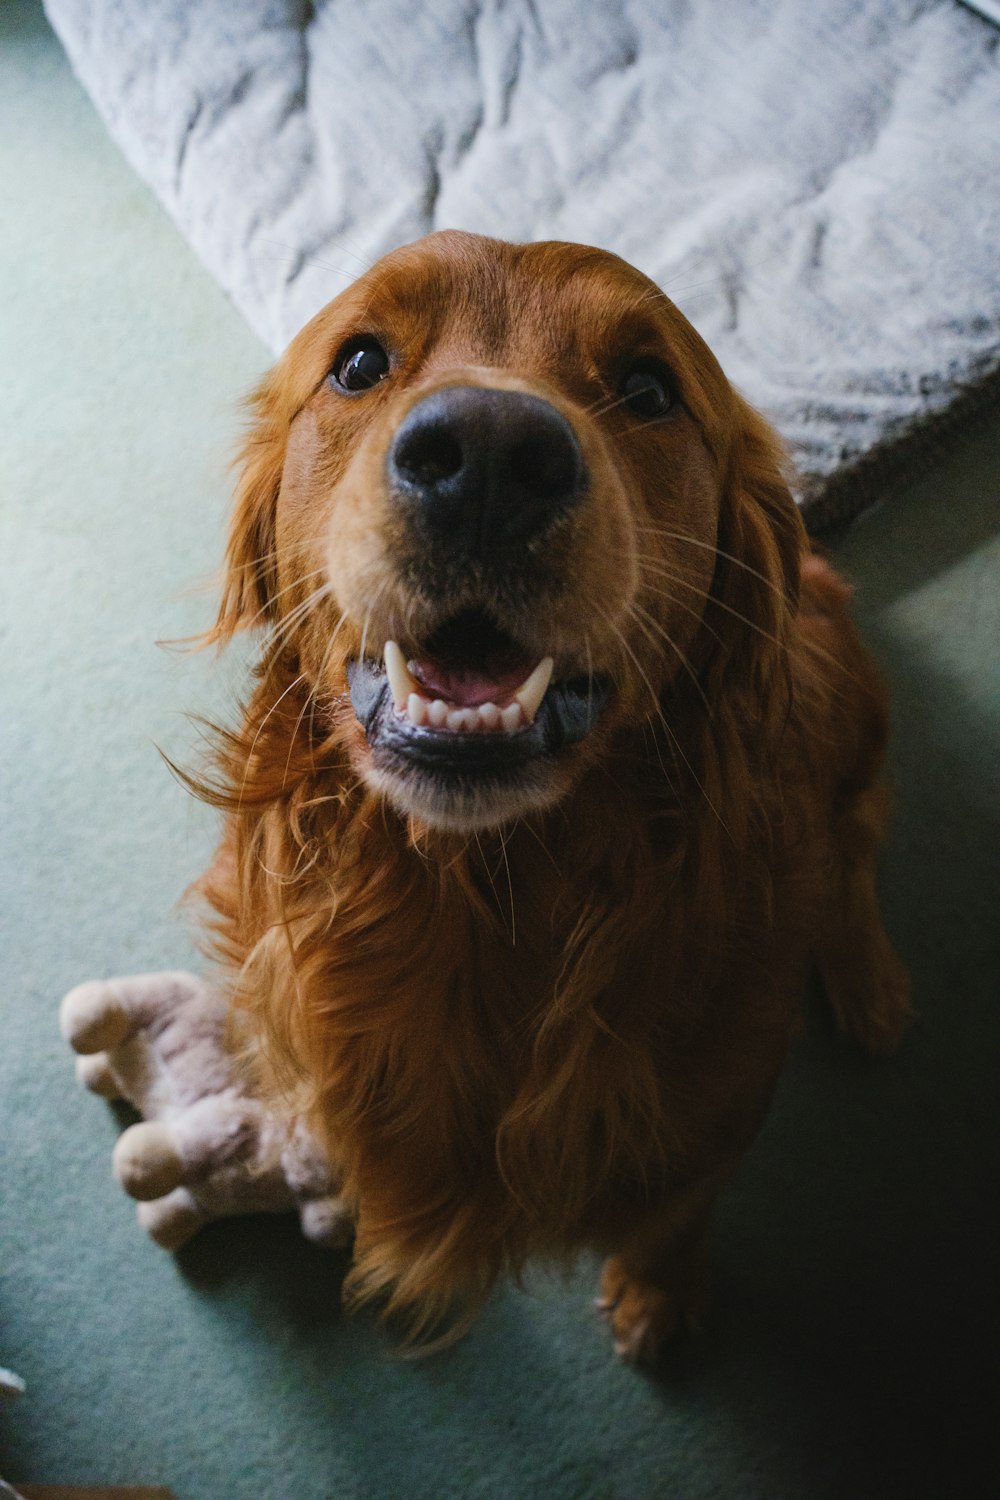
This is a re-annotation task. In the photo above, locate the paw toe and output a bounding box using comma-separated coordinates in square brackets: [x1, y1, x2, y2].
[598, 1256, 703, 1366]
[609, 1286, 679, 1365]
[299, 1196, 355, 1248]
[74, 1051, 122, 1099]
[60, 981, 132, 1054]
[136, 1188, 203, 1250]
[613, 1312, 659, 1364]
[112, 1121, 184, 1201]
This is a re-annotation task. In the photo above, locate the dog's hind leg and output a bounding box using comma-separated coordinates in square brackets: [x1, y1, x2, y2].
[815, 780, 912, 1057]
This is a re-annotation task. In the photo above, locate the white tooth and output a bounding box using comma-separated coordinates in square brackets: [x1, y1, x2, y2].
[478, 702, 501, 731]
[447, 708, 467, 732]
[501, 702, 524, 734]
[513, 656, 554, 724]
[428, 698, 449, 727]
[384, 640, 419, 711]
[407, 692, 429, 726]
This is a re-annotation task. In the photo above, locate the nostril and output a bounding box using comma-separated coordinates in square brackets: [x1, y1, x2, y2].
[509, 431, 580, 502]
[394, 425, 464, 487]
[389, 386, 586, 555]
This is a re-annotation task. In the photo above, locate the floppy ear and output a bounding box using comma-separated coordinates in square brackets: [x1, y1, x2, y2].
[209, 370, 288, 644]
[701, 394, 806, 715]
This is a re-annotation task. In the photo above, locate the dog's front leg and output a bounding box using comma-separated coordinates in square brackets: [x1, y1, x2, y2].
[597, 1175, 724, 1364]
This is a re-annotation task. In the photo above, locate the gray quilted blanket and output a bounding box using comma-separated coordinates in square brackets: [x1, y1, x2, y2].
[45, 0, 1000, 526]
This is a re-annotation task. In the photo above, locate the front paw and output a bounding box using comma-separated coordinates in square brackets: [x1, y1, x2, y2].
[597, 1255, 707, 1365]
[825, 937, 913, 1059]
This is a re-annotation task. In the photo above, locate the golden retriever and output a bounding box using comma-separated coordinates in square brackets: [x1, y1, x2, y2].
[189, 230, 910, 1360]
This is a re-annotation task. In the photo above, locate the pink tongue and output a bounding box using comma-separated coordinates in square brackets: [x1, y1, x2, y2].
[411, 659, 530, 708]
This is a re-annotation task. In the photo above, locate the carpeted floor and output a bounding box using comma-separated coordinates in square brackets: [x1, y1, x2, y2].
[2, 3, 998, 1497]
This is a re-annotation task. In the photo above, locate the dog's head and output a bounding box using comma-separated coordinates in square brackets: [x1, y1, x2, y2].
[216, 231, 804, 832]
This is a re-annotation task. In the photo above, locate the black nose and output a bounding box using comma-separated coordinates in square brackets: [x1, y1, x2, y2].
[387, 386, 585, 556]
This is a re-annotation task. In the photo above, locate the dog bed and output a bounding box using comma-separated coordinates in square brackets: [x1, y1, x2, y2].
[43, 0, 1000, 528]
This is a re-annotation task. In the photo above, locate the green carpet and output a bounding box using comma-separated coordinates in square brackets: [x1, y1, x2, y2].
[2, 3, 997, 1495]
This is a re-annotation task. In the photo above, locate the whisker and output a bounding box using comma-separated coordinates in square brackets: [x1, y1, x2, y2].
[497, 825, 516, 947]
[225, 532, 341, 574]
[284, 611, 352, 790]
[635, 526, 796, 604]
[255, 235, 377, 281]
[473, 831, 497, 902]
[519, 817, 562, 878]
[240, 568, 329, 634]
[636, 557, 784, 650]
[628, 602, 713, 719]
[358, 608, 372, 668]
[671, 247, 791, 300]
[238, 671, 308, 814]
[307, 607, 350, 748]
[642, 245, 789, 306]
[265, 581, 336, 659]
[593, 603, 730, 836]
[633, 564, 726, 651]
[357, 266, 399, 328]
[579, 387, 641, 422]
[636, 554, 858, 701]
[474, 832, 515, 943]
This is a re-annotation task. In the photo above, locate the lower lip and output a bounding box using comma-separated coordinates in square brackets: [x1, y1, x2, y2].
[346, 662, 611, 778]
[370, 679, 549, 778]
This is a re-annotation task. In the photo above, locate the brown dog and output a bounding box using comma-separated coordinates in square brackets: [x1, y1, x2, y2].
[191, 230, 910, 1360]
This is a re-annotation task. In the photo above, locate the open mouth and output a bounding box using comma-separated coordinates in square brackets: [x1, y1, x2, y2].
[346, 608, 610, 805]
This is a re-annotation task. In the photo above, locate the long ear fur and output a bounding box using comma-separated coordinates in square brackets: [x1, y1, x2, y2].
[700, 394, 806, 721]
[207, 371, 288, 644]
[650, 395, 808, 951]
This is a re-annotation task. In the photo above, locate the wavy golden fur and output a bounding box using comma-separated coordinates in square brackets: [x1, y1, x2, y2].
[189, 232, 910, 1359]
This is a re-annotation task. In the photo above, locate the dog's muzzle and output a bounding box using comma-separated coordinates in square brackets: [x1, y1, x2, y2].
[345, 607, 611, 822]
[346, 390, 608, 823]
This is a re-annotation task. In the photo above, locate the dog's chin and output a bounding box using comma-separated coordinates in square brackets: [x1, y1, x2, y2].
[347, 659, 611, 833]
[366, 761, 564, 834]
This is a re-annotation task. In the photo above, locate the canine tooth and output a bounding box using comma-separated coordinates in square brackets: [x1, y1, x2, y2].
[428, 698, 449, 727]
[384, 640, 419, 711]
[407, 692, 429, 726]
[513, 656, 554, 724]
[478, 702, 501, 731]
[501, 702, 523, 734]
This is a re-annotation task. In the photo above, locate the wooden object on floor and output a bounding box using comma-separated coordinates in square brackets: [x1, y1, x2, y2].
[16, 1487, 177, 1499]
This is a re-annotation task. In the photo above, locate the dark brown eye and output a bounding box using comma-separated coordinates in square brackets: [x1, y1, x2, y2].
[331, 338, 390, 393]
[619, 362, 675, 419]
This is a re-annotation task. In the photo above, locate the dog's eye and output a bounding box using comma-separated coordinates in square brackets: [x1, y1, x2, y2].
[619, 362, 675, 419]
[331, 338, 390, 393]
